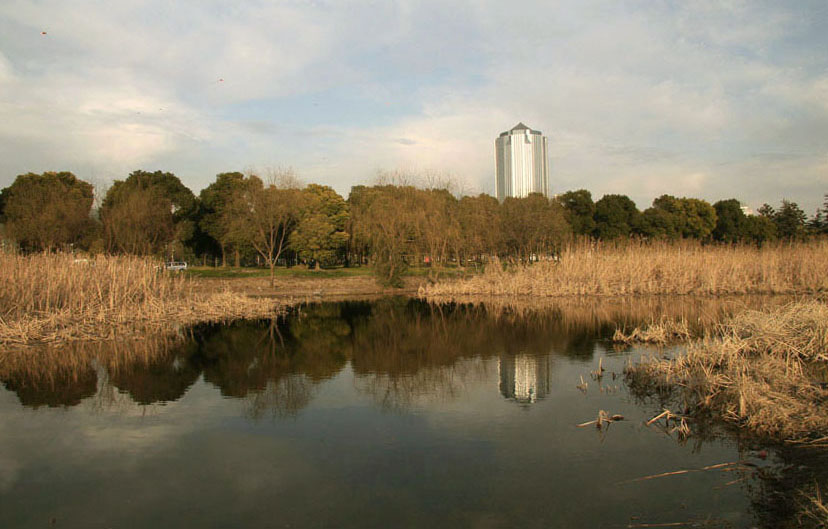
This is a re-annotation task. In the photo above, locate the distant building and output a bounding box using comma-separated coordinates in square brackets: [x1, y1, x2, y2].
[498, 354, 552, 405]
[495, 122, 549, 200]
[740, 204, 754, 216]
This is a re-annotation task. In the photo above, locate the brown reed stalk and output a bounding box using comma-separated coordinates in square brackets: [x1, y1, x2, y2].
[0, 252, 285, 347]
[422, 239, 828, 298]
[625, 300, 828, 443]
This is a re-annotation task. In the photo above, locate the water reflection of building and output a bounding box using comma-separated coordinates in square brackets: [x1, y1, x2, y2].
[498, 354, 552, 404]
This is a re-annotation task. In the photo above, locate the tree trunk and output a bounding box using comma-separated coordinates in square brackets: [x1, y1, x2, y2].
[235, 248, 240, 268]
[269, 259, 275, 288]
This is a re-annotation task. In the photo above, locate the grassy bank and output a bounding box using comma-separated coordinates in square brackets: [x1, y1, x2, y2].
[0, 253, 285, 347]
[185, 265, 374, 279]
[421, 240, 828, 298]
[624, 300, 828, 444]
[185, 264, 471, 280]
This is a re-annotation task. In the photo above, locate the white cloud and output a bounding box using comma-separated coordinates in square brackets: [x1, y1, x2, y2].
[0, 1, 825, 212]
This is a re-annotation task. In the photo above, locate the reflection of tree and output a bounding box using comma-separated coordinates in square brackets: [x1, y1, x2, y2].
[190, 306, 350, 416]
[245, 376, 314, 420]
[0, 296, 787, 412]
[107, 340, 201, 405]
[349, 298, 566, 409]
[355, 361, 491, 412]
[1, 366, 97, 408]
[288, 303, 352, 381]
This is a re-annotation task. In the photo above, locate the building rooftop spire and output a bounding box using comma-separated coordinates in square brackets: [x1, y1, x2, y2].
[511, 122, 530, 131]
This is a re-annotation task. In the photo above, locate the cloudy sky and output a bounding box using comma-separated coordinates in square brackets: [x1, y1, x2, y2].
[0, 0, 826, 213]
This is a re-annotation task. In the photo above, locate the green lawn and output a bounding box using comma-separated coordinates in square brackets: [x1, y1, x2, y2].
[185, 264, 477, 280]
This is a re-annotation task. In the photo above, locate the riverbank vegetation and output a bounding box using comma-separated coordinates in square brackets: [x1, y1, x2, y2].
[1, 169, 826, 287]
[0, 252, 284, 347]
[624, 300, 828, 444]
[421, 239, 828, 298]
[1, 295, 778, 410]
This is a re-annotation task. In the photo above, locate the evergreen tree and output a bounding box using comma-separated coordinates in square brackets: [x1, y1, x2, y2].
[2, 172, 96, 251]
[712, 199, 746, 243]
[593, 194, 640, 239]
[774, 199, 807, 240]
[557, 189, 596, 236]
[290, 184, 349, 268]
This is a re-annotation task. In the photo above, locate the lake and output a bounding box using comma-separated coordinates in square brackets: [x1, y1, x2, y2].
[0, 297, 824, 528]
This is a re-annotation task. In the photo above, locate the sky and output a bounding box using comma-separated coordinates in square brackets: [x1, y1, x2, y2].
[0, 0, 826, 214]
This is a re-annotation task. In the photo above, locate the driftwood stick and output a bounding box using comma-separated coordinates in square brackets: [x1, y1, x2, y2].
[646, 409, 670, 426]
[577, 411, 624, 428]
[625, 469, 692, 482]
[627, 523, 692, 528]
[701, 462, 740, 471]
[622, 461, 750, 484]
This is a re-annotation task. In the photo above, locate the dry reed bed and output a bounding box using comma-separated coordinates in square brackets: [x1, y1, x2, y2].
[625, 300, 828, 443]
[427, 293, 791, 337]
[0, 253, 286, 347]
[423, 240, 828, 297]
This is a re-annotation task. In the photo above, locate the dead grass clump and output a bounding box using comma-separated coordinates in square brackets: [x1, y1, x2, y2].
[613, 317, 693, 345]
[0, 252, 286, 347]
[422, 240, 828, 297]
[626, 300, 828, 443]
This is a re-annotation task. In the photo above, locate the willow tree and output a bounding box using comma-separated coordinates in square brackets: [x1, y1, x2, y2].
[350, 185, 419, 287]
[500, 193, 570, 261]
[457, 193, 501, 264]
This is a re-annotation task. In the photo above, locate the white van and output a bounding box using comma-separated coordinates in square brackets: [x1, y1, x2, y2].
[164, 261, 188, 271]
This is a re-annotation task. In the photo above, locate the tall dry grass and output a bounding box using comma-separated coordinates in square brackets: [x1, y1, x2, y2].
[0, 252, 285, 346]
[625, 300, 828, 443]
[422, 240, 828, 297]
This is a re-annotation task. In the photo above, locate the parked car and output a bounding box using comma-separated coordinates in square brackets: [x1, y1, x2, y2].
[164, 261, 188, 271]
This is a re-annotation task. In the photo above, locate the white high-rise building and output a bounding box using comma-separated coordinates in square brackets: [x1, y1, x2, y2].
[494, 122, 549, 200]
[497, 354, 552, 405]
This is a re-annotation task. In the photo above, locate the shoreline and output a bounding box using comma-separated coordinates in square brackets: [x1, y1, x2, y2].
[189, 274, 425, 300]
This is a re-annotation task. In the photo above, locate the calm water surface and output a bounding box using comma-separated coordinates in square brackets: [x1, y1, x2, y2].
[1, 297, 824, 528]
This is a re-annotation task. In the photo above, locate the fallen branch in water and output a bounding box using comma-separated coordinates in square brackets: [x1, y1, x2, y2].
[627, 523, 693, 528]
[620, 461, 749, 485]
[577, 409, 624, 429]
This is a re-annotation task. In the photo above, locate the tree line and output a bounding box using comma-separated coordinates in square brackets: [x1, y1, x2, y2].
[0, 169, 825, 285]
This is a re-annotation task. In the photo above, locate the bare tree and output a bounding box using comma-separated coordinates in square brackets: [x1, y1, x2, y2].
[226, 170, 302, 287]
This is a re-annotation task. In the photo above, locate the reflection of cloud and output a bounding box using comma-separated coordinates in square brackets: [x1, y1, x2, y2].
[354, 359, 491, 412]
[0, 454, 21, 493]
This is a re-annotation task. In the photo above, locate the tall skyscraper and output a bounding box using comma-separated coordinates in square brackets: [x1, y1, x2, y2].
[494, 122, 549, 200]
